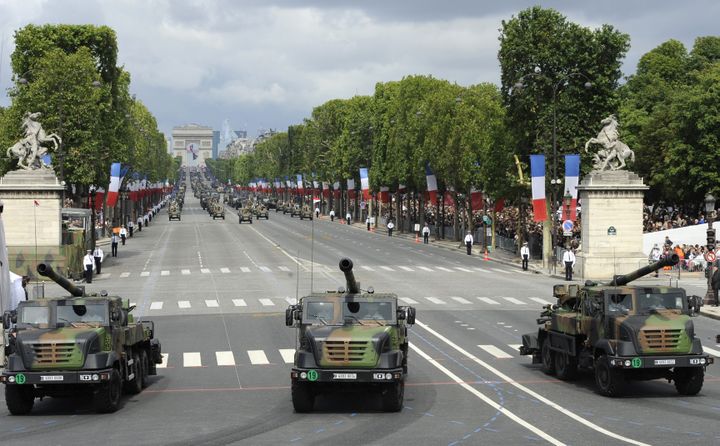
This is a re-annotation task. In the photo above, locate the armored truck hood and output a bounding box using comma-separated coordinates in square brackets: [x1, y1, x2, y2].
[16, 327, 105, 370]
[612, 312, 693, 355]
[306, 325, 394, 368]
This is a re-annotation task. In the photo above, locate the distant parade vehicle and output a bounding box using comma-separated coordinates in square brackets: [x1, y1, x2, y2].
[290, 204, 301, 218]
[210, 200, 225, 220]
[238, 207, 253, 224]
[254, 204, 269, 220]
[299, 205, 313, 220]
[285, 258, 416, 412]
[168, 200, 181, 221]
[1, 264, 163, 414]
[520, 254, 713, 397]
[275, 201, 284, 213]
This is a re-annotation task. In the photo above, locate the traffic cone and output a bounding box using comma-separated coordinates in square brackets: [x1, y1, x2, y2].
[415, 233, 419, 243]
[484, 248, 489, 261]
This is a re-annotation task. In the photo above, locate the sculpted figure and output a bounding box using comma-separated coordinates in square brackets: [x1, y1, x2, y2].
[584, 114, 635, 171]
[5, 112, 61, 170]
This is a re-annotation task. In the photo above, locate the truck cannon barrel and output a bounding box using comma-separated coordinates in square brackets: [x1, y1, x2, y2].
[607, 253, 679, 286]
[339, 258, 360, 294]
[37, 263, 85, 297]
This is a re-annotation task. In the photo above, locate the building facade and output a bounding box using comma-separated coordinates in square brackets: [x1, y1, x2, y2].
[171, 124, 214, 166]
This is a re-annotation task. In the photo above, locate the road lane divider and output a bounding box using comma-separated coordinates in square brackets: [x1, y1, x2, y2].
[414, 319, 650, 446]
[409, 342, 564, 446]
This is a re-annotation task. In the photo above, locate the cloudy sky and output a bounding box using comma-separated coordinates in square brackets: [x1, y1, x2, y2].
[0, 0, 717, 138]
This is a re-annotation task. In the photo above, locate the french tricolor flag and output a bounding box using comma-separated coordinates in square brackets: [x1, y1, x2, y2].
[359, 168, 369, 200]
[564, 154, 580, 221]
[297, 174, 304, 192]
[530, 155, 547, 222]
[425, 164, 437, 203]
[106, 163, 121, 207]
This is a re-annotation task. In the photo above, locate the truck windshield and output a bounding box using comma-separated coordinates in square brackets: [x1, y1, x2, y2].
[343, 301, 394, 324]
[637, 292, 685, 312]
[305, 301, 335, 325]
[56, 304, 107, 326]
[18, 306, 50, 327]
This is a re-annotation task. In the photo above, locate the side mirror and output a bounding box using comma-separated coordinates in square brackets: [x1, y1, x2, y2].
[285, 307, 294, 326]
[406, 307, 416, 325]
[397, 307, 406, 320]
[2, 311, 14, 328]
[111, 310, 120, 322]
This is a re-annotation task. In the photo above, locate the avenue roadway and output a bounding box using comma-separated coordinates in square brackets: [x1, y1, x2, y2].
[1, 191, 719, 446]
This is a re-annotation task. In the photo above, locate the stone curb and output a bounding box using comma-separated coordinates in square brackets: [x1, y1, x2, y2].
[699, 308, 720, 321]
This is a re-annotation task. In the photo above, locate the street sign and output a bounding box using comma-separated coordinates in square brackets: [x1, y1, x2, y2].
[562, 220, 573, 236]
[482, 215, 492, 225]
[607, 226, 617, 236]
[705, 251, 716, 263]
[414, 223, 420, 232]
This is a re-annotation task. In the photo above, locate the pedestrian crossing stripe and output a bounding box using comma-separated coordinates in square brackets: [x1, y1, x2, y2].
[451, 296, 472, 304]
[183, 352, 202, 367]
[399, 297, 419, 305]
[220, 267, 230, 273]
[178, 301, 191, 309]
[477, 297, 500, 305]
[240, 267, 251, 273]
[380, 266, 394, 271]
[417, 266, 434, 272]
[502, 297, 525, 305]
[232, 299, 247, 307]
[279, 349, 295, 363]
[215, 351, 235, 366]
[140, 272, 150, 277]
[259, 266, 272, 272]
[259, 298, 275, 306]
[703, 346, 720, 357]
[150, 301, 163, 310]
[426, 297, 446, 305]
[279, 266, 291, 272]
[435, 266, 453, 272]
[248, 350, 269, 365]
[161, 270, 170, 276]
[399, 266, 413, 272]
[361, 266, 375, 271]
[455, 267, 472, 272]
[530, 297, 554, 306]
[201, 268, 211, 274]
[120, 272, 130, 278]
[181, 269, 191, 275]
[285, 297, 296, 305]
[205, 299, 219, 308]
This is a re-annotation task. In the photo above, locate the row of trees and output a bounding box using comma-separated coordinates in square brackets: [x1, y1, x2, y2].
[0, 24, 178, 197]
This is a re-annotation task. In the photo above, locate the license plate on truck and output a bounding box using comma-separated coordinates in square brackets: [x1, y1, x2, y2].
[332, 373, 357, 380]
[654, 359, 675, 365]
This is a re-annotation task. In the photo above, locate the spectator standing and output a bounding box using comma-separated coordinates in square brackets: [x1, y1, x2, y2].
[346, 211, 352, 225]
[387, 220, 395, 237]
[128, 220, 134, 237]
[137, 215, 143, 232]
[315, 207, 320, 218]
[422, 223, 430, 244]
[649, 244, 661, 276]
[329, 209, 335, 222]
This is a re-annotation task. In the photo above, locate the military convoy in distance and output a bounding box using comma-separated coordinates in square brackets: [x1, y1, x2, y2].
[299, 205, 313, 220]
[168, 200, 181, 221]
[285, 258, 415, 412]
[254, 205, 269, 220]
[1, 264, 162, 414]
[209, 200, 225, 220]
[520, 254, 713, 396]
[238, 207, 253, 224]
[289, 204, 301, 218]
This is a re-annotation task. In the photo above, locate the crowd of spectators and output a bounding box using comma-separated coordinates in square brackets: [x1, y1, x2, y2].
[643, 204, 715, 233]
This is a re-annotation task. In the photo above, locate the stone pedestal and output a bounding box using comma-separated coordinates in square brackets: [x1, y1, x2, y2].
[575, 170, 649, 281]
[0, 170, 64, 246]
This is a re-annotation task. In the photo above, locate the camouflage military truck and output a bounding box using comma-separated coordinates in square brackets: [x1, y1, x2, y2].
[255, 205, 269, 220]
[168, 200, 181, 221]
[520, 254, 713, 397]
[238, 207, 253, 224]
[299, 205, 313, 220]
[285, 258, 416, 412]
[1, 264, 163, 414]
[275, 201, 284, 213]
[210, 200, 225, 220]
[289, 204, 301, 218]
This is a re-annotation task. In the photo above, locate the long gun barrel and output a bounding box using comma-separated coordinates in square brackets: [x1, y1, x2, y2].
[37, 263, 85, 297]
[339, 258, 360, 294]
[607, 253, 679, 286]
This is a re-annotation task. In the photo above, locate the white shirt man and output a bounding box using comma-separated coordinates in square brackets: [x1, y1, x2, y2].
[562, 249, 576, 281]
[329, 209, 336, 221]
[520, 242, 530, 271]
[346, 212, 352, 225]
[464, 232, 474, 255]
[422, 224, 430, 244]
[387, 220, 395, 237]
[93, 246, 104, 274]
[314, 207, 320, 218]
[83, 250, 95, 283]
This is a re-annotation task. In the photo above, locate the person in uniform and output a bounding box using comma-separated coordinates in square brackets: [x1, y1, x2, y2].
[387, 219, 395, 237]
[520, 241, 530, 271]
[137, 215, 143, 232]
[111, 232, 119, 257]
[346, 211, 352, 225]
[315, 206, 320, 218]
[83, 250, 94, 283]
[366, 216, 371, 231]
[128, 220, 134, 237]
[649, 244, 661, 277]
[422, 223, 430, 244]
[120, 225, 128, 245]
[464, 231, 473, 255]
[93, 246, 104, 274]
[563, 247, 576, 281]
[329, 209, 335, 222]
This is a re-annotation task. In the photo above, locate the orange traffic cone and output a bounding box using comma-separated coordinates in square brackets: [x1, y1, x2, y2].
[415, 233, 419, 243]
[484, 248, 489, 261]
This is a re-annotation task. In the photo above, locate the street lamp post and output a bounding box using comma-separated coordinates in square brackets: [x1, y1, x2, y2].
[89, 185, 97, 250]
[703, 193, 717, 305]
[513, 70, 592, 272]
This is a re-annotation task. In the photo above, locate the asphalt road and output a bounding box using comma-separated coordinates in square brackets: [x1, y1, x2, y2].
[1, 191, 719, 446]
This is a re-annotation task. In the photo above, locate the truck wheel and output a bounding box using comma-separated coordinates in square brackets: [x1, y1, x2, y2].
[5, 385, 35, 415]
[674, 367, 704, 395]
[554, 351, 578, 381]
[124, 353, 143, 394]
[541, 339, 555, 375]
[291, 381, 315, 413]
[594, 355, 625, 397]
[381, 380, 405, 412]
[140, 350, 150, 388]
[94, 368, 122, 413]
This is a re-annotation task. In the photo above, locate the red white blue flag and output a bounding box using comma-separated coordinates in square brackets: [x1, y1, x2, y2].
[425, 164, 437, 203]
[530, 154, 547, 222]
[564, 154, 580, 221]
[359, 168, 369, 201]
[107, 163, 121, 207]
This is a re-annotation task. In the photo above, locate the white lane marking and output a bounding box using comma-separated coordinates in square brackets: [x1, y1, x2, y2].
[220, 267, 231, 273]
[201, 268, 211, 274]
[502, 297, 526, 305]
[205, 299, 219, 308]
[150, 301, 163, 310]
[415, 320, 650, 446]
[399, 266, 414, 272]
[410, 343, 564, 446]
[240, 267, 251, 273]
[417, 266, 434, 272]
[508, 344, 523, 353]
[380, 266, 395, 271]
[279, 349, 295, 364]
[455, 267, 472, 272]
[473, 267, 490, 273]
[478, 344, 513, 359]
[435, 266, 453, 272]
[426, 297, 446, 305]
[248, 350, 270, 365]
[361, 266, 375, 271]
[99, 273, 111, 278]
[451, 296, 472, 304]
[178, 301, 191, 309]
[183, 352, 202, 367]
[181, 269, 191, 275]
[120, 272, 130, 278]
[215, 351, 235, 366]
[259, 266, 272, 272]
[279, 266, 291, 272]
[161, 270, 170, 276]
[232, 299, 247, 307]
[399, 297, 419, 305]
[491, 268, 510, 274]
[259, 298, 275, 306]
[157, 353, 169, 368]
[247, 225, 309, 271]
[140, 271, 150, 277]
[703, 346, 720, 357]
[285, 297, 296, 305]
[477, 297, 500, 305]
[530, 297, 554, 306]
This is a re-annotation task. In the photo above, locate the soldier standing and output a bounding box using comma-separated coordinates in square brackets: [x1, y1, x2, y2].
[422, 223, 430, 244]
[111, 233, 119, 257]
[366, 216, 371, 231]
[464, 231, 473, 255]
[520, 241, 530, 271]
[563, 247, 576, 281]
[137, 215, 143, 232]
[128, 220, 134, 237]
[83, 250, 94, 283]
[346, 211, 352, 225]
[387, 220, 394, 237]
[93, 246, 104, 274]
[315, 206, 320, 218]
[650, 244, 661, 277]
[120, 225, 128, 245]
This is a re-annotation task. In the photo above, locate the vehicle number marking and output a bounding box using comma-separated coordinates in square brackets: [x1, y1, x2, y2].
[307, 370, 318, 381]
[631, 357, 642, 368]
[654, 359, 675, 365]
[79, 374, 92, 381]
[40, 375, 64, 381]
[15, 374, 26, 384]
[333, 373, 357, 380]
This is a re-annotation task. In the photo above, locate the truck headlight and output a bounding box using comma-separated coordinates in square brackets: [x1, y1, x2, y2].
[624, 360, 631, 367]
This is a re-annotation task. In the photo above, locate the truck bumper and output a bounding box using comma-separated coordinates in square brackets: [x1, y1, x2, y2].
[607, 355, 713, 369]
[291, 367, 404, 384]
[1, 368, 114, 385]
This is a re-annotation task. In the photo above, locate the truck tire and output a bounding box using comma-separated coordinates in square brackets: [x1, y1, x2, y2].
[554, 351, 578, 381]
[594, 355, 625, 397]
[541, 339, 555, 375]
[381, 380, 405, 412]
[674, 367, 704, 395]
[140, 350, 150, 388]
[291, 381, 315, 413]
[124, 353, 143, 394]
[94, 368, 122, 413]
[5, 385, 34, 415]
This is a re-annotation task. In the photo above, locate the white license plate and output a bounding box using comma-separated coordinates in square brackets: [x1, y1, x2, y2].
[654, 359, 676, 365]
[332, 373, 357, 380]
[40, 375, 64, 381]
